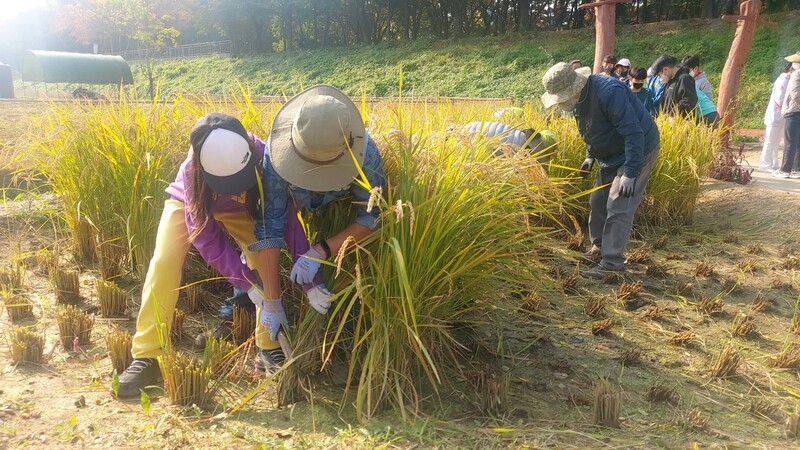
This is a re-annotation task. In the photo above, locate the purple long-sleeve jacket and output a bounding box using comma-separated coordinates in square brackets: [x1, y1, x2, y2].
[165, 134, 265, 292]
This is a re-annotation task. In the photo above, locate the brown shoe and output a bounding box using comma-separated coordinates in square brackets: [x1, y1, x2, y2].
[194, 319, 233, 349]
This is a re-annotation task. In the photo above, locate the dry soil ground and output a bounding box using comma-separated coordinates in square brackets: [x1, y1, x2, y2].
[3, 102, 800, 448]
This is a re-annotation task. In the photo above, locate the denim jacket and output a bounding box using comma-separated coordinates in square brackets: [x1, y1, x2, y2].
[249, 132, 385, 251]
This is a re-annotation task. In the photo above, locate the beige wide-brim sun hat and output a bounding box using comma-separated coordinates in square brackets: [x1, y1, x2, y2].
[786, 52, 800, 63]
[269, 84, 366, 192]
[541, 63, 592, 109]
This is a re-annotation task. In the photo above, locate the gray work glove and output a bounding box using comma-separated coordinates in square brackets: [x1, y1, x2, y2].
[579, 158, 595, 179]
[248, 287, 288, 341]
[619, 175, 635, 198]
[291, 248, 324, 285]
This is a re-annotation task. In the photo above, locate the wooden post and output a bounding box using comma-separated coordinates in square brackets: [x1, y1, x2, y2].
[579, 0, 630, 74]
[717, 0, 761, 135]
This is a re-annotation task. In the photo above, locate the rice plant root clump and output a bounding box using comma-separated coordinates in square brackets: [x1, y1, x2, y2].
[56, 304, 94, 350]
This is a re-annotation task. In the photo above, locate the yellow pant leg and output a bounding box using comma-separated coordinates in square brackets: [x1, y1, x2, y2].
[131, 199, 190, 359]
[214, 210, 280, 351]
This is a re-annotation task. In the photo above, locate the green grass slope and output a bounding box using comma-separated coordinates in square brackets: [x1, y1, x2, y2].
[141, 12, 800, 128]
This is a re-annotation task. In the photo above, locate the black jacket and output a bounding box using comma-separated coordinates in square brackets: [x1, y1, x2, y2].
[661, 67, 698, 118]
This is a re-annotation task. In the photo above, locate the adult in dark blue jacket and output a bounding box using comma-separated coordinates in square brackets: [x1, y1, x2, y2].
[541, 62, 660, 278]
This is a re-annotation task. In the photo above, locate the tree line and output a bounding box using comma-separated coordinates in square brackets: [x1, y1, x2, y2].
[3, 0, 799, 60]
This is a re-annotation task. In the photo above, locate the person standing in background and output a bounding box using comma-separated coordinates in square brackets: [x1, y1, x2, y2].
[652, 54, 698, 118]
[759, 62, 794, 173]
[774, 53, 800, 179]
[629, 68, 655, 116]
[682, 54, 713, 100]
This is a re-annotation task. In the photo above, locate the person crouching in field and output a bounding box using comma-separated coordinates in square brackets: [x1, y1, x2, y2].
[463, 121, 557, 161]
[115, 113, 324, 398]
[246, 85, 386, 371]
[541, 62, 660, 279]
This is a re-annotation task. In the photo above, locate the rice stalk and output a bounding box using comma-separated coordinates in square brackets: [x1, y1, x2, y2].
[96, 239, 126, 280]
[684, 409, 709, 431]
[646, 383, 677, 404]
[643, 306, 668, 321]
[56, 304, 94, 350]
[737, 259, 757, 274]
[746, 242, 764, 255]
[475, 365, 509, 416]
[519, 291, 542, 315]
[750, 292, 769, 312]
[722, 232, 740, 244]
[626, 247, 651, 264]
[731, 314, 758, 338]
[770, 278, 793, 291]
[750, 400, 784, 423]
[591, 318, 615, 336]
[2, 289, 33, 322]
[709, 346, 741, 379]
[653, 234, 669, 250]
[51, 268, 81, 304]
[9, 326, 45, 365]
[105, 326, 133, 374]
[788, 408, 800, 439]
[694, 261, 715, 278]
[615, 281, 642, 302]
[771, 348, 800, 369]
[0, 258, 25, 292]
[592, 379, 620, 428]
[157, 351, 214, 406]
[583, 295, 606, 317]
[669, 330, 696, 346]
[232, 305, 255, 344]
[171, 309, 185, 341]
[203, 338, 238, 377]
[619, 347, 642, 365]
[72, 219, 95, 264]
[696, 295, 724, 317]
[96, 279, 127, 318]
[183, 284, 206, 314]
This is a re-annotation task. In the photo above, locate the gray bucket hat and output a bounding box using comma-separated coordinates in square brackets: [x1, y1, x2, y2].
[541, 63, 591, 109]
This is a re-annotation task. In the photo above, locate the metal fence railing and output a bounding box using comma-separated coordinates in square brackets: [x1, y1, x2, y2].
[119, 41, 232, 62]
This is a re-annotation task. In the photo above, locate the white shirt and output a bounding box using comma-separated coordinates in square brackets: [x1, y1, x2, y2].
[764, 72, 790, 125]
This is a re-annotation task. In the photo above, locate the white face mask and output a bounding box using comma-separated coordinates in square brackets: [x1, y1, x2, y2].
[689, 69, 697, 77]
[793, 62, 800, 70]
[659, 73, 670, 83]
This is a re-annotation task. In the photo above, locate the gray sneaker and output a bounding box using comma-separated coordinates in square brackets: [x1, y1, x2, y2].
[772, 170, 790, 179]
[114, 358, 162, 398]
[255, 348, 286, 374]
[582, 265, 625, 280]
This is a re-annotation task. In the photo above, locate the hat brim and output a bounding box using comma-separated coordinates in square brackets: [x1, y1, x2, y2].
[203, 152, 258, 196]
[541, 68, 590, 109]
[786, 53, 800, 63]
[269, 85, 367, 192]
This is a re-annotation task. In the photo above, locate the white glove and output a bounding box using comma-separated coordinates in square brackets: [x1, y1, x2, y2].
[306, 285, 334, 315]
[291, 248, 324, 285]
